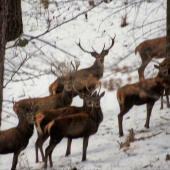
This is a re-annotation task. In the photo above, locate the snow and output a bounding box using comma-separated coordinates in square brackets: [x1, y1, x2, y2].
[1, 0, 170, 169]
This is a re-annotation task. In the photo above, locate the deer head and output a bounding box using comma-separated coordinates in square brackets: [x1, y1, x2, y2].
[154, 57, 170, 77]
[77, 35, 116, 67]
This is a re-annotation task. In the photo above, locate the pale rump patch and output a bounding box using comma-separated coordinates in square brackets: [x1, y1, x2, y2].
[44, 120, 55, 135]
[35, 113, 45, 136]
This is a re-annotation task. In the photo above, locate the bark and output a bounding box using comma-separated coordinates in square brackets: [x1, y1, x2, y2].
[0, 0, 9, 126]
[166, 0, 170, 57]
[7, 0, 23, 41]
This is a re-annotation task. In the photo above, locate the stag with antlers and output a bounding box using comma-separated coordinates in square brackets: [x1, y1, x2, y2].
[49, 35, 115, 96]
[34, 84, 98, 163]
[43, 88, 105, 168]
[13, 61, 78, 116]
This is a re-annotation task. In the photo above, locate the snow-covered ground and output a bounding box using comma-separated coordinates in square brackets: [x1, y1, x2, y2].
[1, 0, 170, 169]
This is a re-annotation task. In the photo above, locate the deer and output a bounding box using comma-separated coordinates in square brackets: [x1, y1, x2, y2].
[49, 35, 115, 96]
[34, 85, 98, 163]
[43, 90, 105, 168]
[117, 61, 170, 136]
[154, 57, 170, 109]
[0, 107, 37, 170]
[13, 62, 78, 116]
[135, 36, 170, 82]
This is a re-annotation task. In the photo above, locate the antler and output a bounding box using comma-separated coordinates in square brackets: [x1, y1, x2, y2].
[51, 62, 66, 77]
[104, 34, 116, 51]
[70, 60, 80, 76]
[86, 83, 98, 94]
[76, 39, 96, 54]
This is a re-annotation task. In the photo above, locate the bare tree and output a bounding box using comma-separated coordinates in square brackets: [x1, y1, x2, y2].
[167, 0, 170, 56]
[0, 0, 9, 126]
[6, 0, 23, 42]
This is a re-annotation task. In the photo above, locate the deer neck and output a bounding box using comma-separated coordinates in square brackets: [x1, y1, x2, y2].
[61, 90, 73, 106]
[18, 119, 34, 139]
[91, 106, 103, 123]
[90, 60, 104, 80]
[83, 103, 92, 112]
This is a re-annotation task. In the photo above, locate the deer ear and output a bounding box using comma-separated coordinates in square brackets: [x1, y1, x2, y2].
[154, 65, 159, 69]
[91, 52, 97, 57]
[99, 91, 105, 98]
[92, 91, 97, 97]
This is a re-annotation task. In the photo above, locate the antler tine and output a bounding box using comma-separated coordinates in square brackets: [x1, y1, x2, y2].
[86, 83, 98, 94]
[71, 61, 76, 71]
[75, 60, 80, 71]
[91, 46, 99, 54]
[51, 63, 59, 76]
[101, 43, 105, 52]
[73, 84, 84, 96]
[76, 39, 93, 54]
[106, 34, 116, 51]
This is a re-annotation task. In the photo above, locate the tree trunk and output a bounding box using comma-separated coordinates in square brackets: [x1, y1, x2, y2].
[0, 0, 9, 126]
[7, 0, 23, 42]
[166, 0, 170, 57]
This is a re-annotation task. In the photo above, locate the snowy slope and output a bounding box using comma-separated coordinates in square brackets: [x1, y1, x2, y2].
[1, 0, 170, 169]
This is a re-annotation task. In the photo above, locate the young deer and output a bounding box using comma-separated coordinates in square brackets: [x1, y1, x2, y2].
[49, 36, 115, 96]
[117, 62, 170, 136]
[135, 36, 169, 82]
[34, 86, 97, 163]
[0, 108, 37, 170]
[43, 90, 105, 168]
[13, 72, 76, 116]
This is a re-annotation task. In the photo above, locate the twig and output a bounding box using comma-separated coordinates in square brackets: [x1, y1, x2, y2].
[160, 116, 170, 121]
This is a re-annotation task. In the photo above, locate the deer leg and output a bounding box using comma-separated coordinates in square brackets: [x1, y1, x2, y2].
[35, 134, 49, 163]
[165, 88, 170, 108]
[138, 55, 150, 81]
[65, 138, 72, 156]
[166, 94, 170, 108]
[44, 137, 62, 169]
[11, 149, 22, 170]
[35, 139, 39, 163]
[160, 93, 163, 110]
[118, 104, 132, 137]
[82, 136, 89, 161]
[145, 101, 155, 128]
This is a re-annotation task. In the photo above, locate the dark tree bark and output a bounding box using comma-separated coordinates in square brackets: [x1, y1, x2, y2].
[0, 0, 9, 126]
[7, 0, 23, 41]
[166, 0, 170, 57]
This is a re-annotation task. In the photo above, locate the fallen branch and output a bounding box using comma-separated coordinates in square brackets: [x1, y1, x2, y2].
[160, 116, 170, 121]
[118, 129, 162, 150]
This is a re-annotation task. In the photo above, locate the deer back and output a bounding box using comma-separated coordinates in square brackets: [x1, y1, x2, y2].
[135, 36, 167, 58]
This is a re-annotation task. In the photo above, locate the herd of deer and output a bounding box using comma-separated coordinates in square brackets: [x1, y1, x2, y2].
[0, 35, 170, 170]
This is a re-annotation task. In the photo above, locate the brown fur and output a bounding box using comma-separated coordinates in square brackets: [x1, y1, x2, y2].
[34, 91, 96, 163]
[135, 36, 169, 81]
[13, 76, 75, 116]
[49, 36, 115, 96]
[117, 66, 170, 136]
[43, 91, 105, 168]
[0, 109, 36, 170]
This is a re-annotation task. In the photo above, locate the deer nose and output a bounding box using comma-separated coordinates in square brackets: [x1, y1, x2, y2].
[33, 116, 36, 121]
[100, 58, 104, 64]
